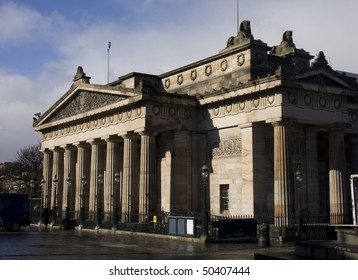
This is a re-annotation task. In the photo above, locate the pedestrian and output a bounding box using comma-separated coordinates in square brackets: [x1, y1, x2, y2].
[41, 207, 50, 231]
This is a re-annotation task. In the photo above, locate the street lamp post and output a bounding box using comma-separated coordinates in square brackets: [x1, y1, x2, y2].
[201, 163, 209, 240]
[97, 174, 103, 227]
[113, 171, 120, 229]
[30, 179, 35, 197]
[65, 174, 72, 223]
[52, 175, 58, 225]
[40, 177, 45, 221]
[80, 174, 87, 227]
[295, 166, 305, 239]
[29, 179, 35, 222]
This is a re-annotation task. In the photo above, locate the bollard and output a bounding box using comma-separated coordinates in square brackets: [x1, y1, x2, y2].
[258, 223, 271, 247]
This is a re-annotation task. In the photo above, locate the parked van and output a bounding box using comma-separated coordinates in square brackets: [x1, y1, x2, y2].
[0, 193, 30, 231]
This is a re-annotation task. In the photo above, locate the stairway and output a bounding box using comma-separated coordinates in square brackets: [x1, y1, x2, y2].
[295, 228, 358, 260]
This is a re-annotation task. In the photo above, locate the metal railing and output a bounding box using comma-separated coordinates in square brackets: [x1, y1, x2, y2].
[31, 208, 352, 241]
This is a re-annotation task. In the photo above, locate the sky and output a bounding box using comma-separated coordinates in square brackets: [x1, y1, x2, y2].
[0, 0, 357, 163]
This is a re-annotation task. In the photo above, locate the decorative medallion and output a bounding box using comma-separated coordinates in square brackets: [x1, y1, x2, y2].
[226, 104, 232, 113]
[201, 109, 209, 119]
[253, 98, 260, 108]
[86, 121, 91, 128]
[304, 94, 311, 105]
[102, 117, 106, 125]
[94, 120, 98, 127]
[221, 59, 228, 72]
[288, 92, 295, 104]
[319, 96, 326, 108]
[127, 110, 132, 119]
[177, 74, 184, 85]
[213, 107, 219, 116]
[153, 105, 160, 115]
[67, 127, 71, 133]
[118, 112, 123, 121]
[268, 95, 275, 105]
[184, 109, 191, 119]
[169, 106, 176, 117]
[239, 101, 245, 110]
[334, 98, 341, 109]
[237, 54, 245, 66]
[79, 124, 83, 131]
[164, 78, 170, 89]
[191, 70, 197, 81]
[137, 108, 142, 116]
[110, 115, 114, 123]
[205, 65, 212, 76]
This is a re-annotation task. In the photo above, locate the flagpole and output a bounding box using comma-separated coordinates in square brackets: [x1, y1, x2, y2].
[107, 41, 111, 84]
[237, 0, 239, 34]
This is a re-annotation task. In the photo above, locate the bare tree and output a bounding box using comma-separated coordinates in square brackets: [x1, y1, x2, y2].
[15, 143, 43, 196]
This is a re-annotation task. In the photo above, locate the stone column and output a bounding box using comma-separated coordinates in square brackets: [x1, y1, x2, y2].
[121, 134, 139, 223]
[171, 131, 191, 212]
[42, 149, 53, 208]
[74, 143, 89, 213]
[240, 124, 255, 215]
[62, 146, 76, 212]
[103, 137, 121, 218]
[272, 121, 292, 227]
[350, 138, 358, 174]
[88, 140, 105, 220]
[329, 128, 347, 224]
[305, 127, 320, 215]
[241, 123, 267, 215]
[139, 132, 156, 222]
[51, 147, 64, 211]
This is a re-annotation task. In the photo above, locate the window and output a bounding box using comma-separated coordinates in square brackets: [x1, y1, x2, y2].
[220, 184, 229, 213]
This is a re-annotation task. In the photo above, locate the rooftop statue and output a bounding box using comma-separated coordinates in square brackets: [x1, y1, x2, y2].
[312, 51, 329, 67]
[73, 66, 90, 84]
[73, 66, 86, 81]
[226, 20, 254, 47]
[270, 30, 296, 56]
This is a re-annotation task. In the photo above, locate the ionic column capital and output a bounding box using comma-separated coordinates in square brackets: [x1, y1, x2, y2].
[102, 135, 122, 143]
[138, 131, 158, 137]
[270, 118, 296, 128]
[73, 142, 90, 149]
[121, 132, 140, 140]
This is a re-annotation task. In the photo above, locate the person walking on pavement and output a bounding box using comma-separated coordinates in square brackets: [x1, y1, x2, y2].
[41, 207, 50, 231]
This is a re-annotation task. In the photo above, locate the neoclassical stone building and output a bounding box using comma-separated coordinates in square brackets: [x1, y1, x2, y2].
[33, 20, 358, 227]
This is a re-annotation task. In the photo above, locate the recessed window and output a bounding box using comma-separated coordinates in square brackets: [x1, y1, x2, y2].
[220, 184, 229, 213]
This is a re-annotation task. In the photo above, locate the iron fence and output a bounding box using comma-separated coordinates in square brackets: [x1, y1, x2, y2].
[31, 207, 352, 241]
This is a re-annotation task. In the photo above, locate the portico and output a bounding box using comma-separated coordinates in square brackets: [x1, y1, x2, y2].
[34, 21, 358, 233]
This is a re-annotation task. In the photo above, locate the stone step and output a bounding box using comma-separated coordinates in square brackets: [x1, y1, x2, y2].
[295, 240, 358, 260]
[336, 229, 358, 245]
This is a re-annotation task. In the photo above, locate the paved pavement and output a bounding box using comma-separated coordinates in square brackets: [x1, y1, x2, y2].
[0, 225, 296, 260]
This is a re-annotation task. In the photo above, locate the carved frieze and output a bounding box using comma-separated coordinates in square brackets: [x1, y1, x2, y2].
[209, 138, 241, 158]
[50, 91, 125, 122]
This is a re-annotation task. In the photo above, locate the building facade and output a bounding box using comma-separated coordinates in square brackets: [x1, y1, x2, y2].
[33, 21, 358, 228]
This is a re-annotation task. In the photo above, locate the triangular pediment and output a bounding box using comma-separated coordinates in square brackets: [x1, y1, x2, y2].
[294, 67, 355, 90]
[34, 84, 135, 128]
[49, 90, 126, 122]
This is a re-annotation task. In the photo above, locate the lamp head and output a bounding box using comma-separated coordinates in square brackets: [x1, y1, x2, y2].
[201, 163, 209, 180]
